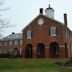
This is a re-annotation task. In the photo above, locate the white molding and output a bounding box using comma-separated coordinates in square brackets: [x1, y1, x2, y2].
[59, 45, 65, 48]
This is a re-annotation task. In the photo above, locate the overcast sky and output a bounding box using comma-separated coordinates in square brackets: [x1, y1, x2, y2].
[0, 0, 72, 37]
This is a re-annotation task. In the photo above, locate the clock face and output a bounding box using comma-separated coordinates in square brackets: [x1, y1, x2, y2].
[38, 18, 44, 25]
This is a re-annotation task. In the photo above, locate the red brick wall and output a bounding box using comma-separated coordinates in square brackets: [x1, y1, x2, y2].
[22, 15, 68, 58]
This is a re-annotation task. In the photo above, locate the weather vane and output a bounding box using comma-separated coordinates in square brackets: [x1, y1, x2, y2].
[49, 0, 51, 4]
[49, 0, 51, 7]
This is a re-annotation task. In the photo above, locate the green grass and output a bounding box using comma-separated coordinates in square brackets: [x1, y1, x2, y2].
[0, 58, 72, 72]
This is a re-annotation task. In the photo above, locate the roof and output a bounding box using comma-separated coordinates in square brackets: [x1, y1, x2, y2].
[22, 14, 65, 31]
[2, 33, 22, 41]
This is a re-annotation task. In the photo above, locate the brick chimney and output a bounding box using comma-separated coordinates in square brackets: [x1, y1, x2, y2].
[64, 14, 67, 26]
[40, 8, 43, 14]
[12, 32, 15, 34]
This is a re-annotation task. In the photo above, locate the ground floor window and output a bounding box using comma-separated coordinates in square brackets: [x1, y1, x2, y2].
[12, 48, 20, 57]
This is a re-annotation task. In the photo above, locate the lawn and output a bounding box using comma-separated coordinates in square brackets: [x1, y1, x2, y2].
[0, 58, 72, 72]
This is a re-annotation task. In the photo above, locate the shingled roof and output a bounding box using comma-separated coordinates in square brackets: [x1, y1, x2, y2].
[2, 33, 22, 41]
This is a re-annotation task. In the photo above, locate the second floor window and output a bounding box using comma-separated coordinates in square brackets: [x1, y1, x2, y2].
[51, 27, 56, 36]
[27, 30, 32, 39]
[9, 41, 13, 46]
[14, 40, 18, 45]
[4, 42, 8, 46]
[49, 27, 57, 36]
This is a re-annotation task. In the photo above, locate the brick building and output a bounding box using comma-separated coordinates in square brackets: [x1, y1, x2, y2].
[0, 33, 22, 57]
[22, 5, 72, 58]
[0, 5, 72, 58]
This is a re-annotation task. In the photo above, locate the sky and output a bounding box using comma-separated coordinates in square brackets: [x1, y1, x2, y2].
[0, 0, 72, 37]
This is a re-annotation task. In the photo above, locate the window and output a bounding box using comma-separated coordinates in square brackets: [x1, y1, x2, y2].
[8, 48, 13, 54]
[4, 42, 8, 46]
[14, 40, 18, 45]
[27, 30, 32, 39]
[3, 49, 8, 54]
[17, 40, 22, 45]
[50, 27, 57, 36]
[9, 41, 13, 46]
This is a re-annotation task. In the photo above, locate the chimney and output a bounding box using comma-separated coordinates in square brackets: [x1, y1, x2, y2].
[40, 8, 43, 14]
[12, 32, 15, 34]
[64, 14, 67, 26]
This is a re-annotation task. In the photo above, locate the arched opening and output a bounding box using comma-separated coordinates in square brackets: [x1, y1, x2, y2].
[37, 43, 45, 58]
[25, 44, 32, 58]
[49, 42, 59, 58]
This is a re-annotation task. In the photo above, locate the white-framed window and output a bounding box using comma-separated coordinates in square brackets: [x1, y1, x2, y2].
[14, 40, 18, 45]
[27, 30, 32, 39]
[3, 49, 8, 54]
[8, 48, 13, 54]
[50, 27, 56, 36]
[9, 41, 13, 46]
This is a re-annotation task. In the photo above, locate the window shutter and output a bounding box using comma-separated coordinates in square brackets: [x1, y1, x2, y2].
[56, 27, 58, 35]
[25, 31, 27, 39]
[31, 31, 33, 38]
[48, 28, 51, 36]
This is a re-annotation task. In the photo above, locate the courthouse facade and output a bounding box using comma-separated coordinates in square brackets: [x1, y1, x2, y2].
[22, 5, 72, 58]
[0, 5, 72, 58]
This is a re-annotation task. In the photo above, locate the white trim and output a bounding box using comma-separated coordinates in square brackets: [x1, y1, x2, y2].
[59, 45, 65, 48]
[45, 46, 49, 48]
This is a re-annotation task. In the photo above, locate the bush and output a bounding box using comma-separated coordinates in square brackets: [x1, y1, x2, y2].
[54, 62, 62, 66]
[0, 54, 10, 58]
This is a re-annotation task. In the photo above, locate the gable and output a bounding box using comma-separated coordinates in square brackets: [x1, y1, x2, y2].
[22, 14, 65, 31]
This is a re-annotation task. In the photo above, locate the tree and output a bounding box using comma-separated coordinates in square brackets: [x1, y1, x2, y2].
[0, 0, 11, 38]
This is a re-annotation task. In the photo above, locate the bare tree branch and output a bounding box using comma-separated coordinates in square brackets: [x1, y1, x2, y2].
[0, 0, 14, 36]
[0, 0, 4, 5]
[0, 7, 11, 11]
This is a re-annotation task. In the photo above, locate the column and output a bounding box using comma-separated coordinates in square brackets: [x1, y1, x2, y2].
[45, 46, 49, 58]
[60, 45, 65, 58]
[32, 47, 37, 58]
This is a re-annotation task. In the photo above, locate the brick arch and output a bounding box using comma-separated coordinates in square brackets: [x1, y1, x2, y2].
[25, 44, 32, 58]
[49, 42, 60, 58]
[37, 43, 45, 58]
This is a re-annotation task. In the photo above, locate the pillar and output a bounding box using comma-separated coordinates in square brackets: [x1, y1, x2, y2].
[45, 47, 49, 58]
[60, 46, 65, 58]
[32, 47, 37, 58]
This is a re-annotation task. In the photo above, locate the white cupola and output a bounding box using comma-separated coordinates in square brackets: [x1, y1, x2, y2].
[45, 4, 54, 19]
